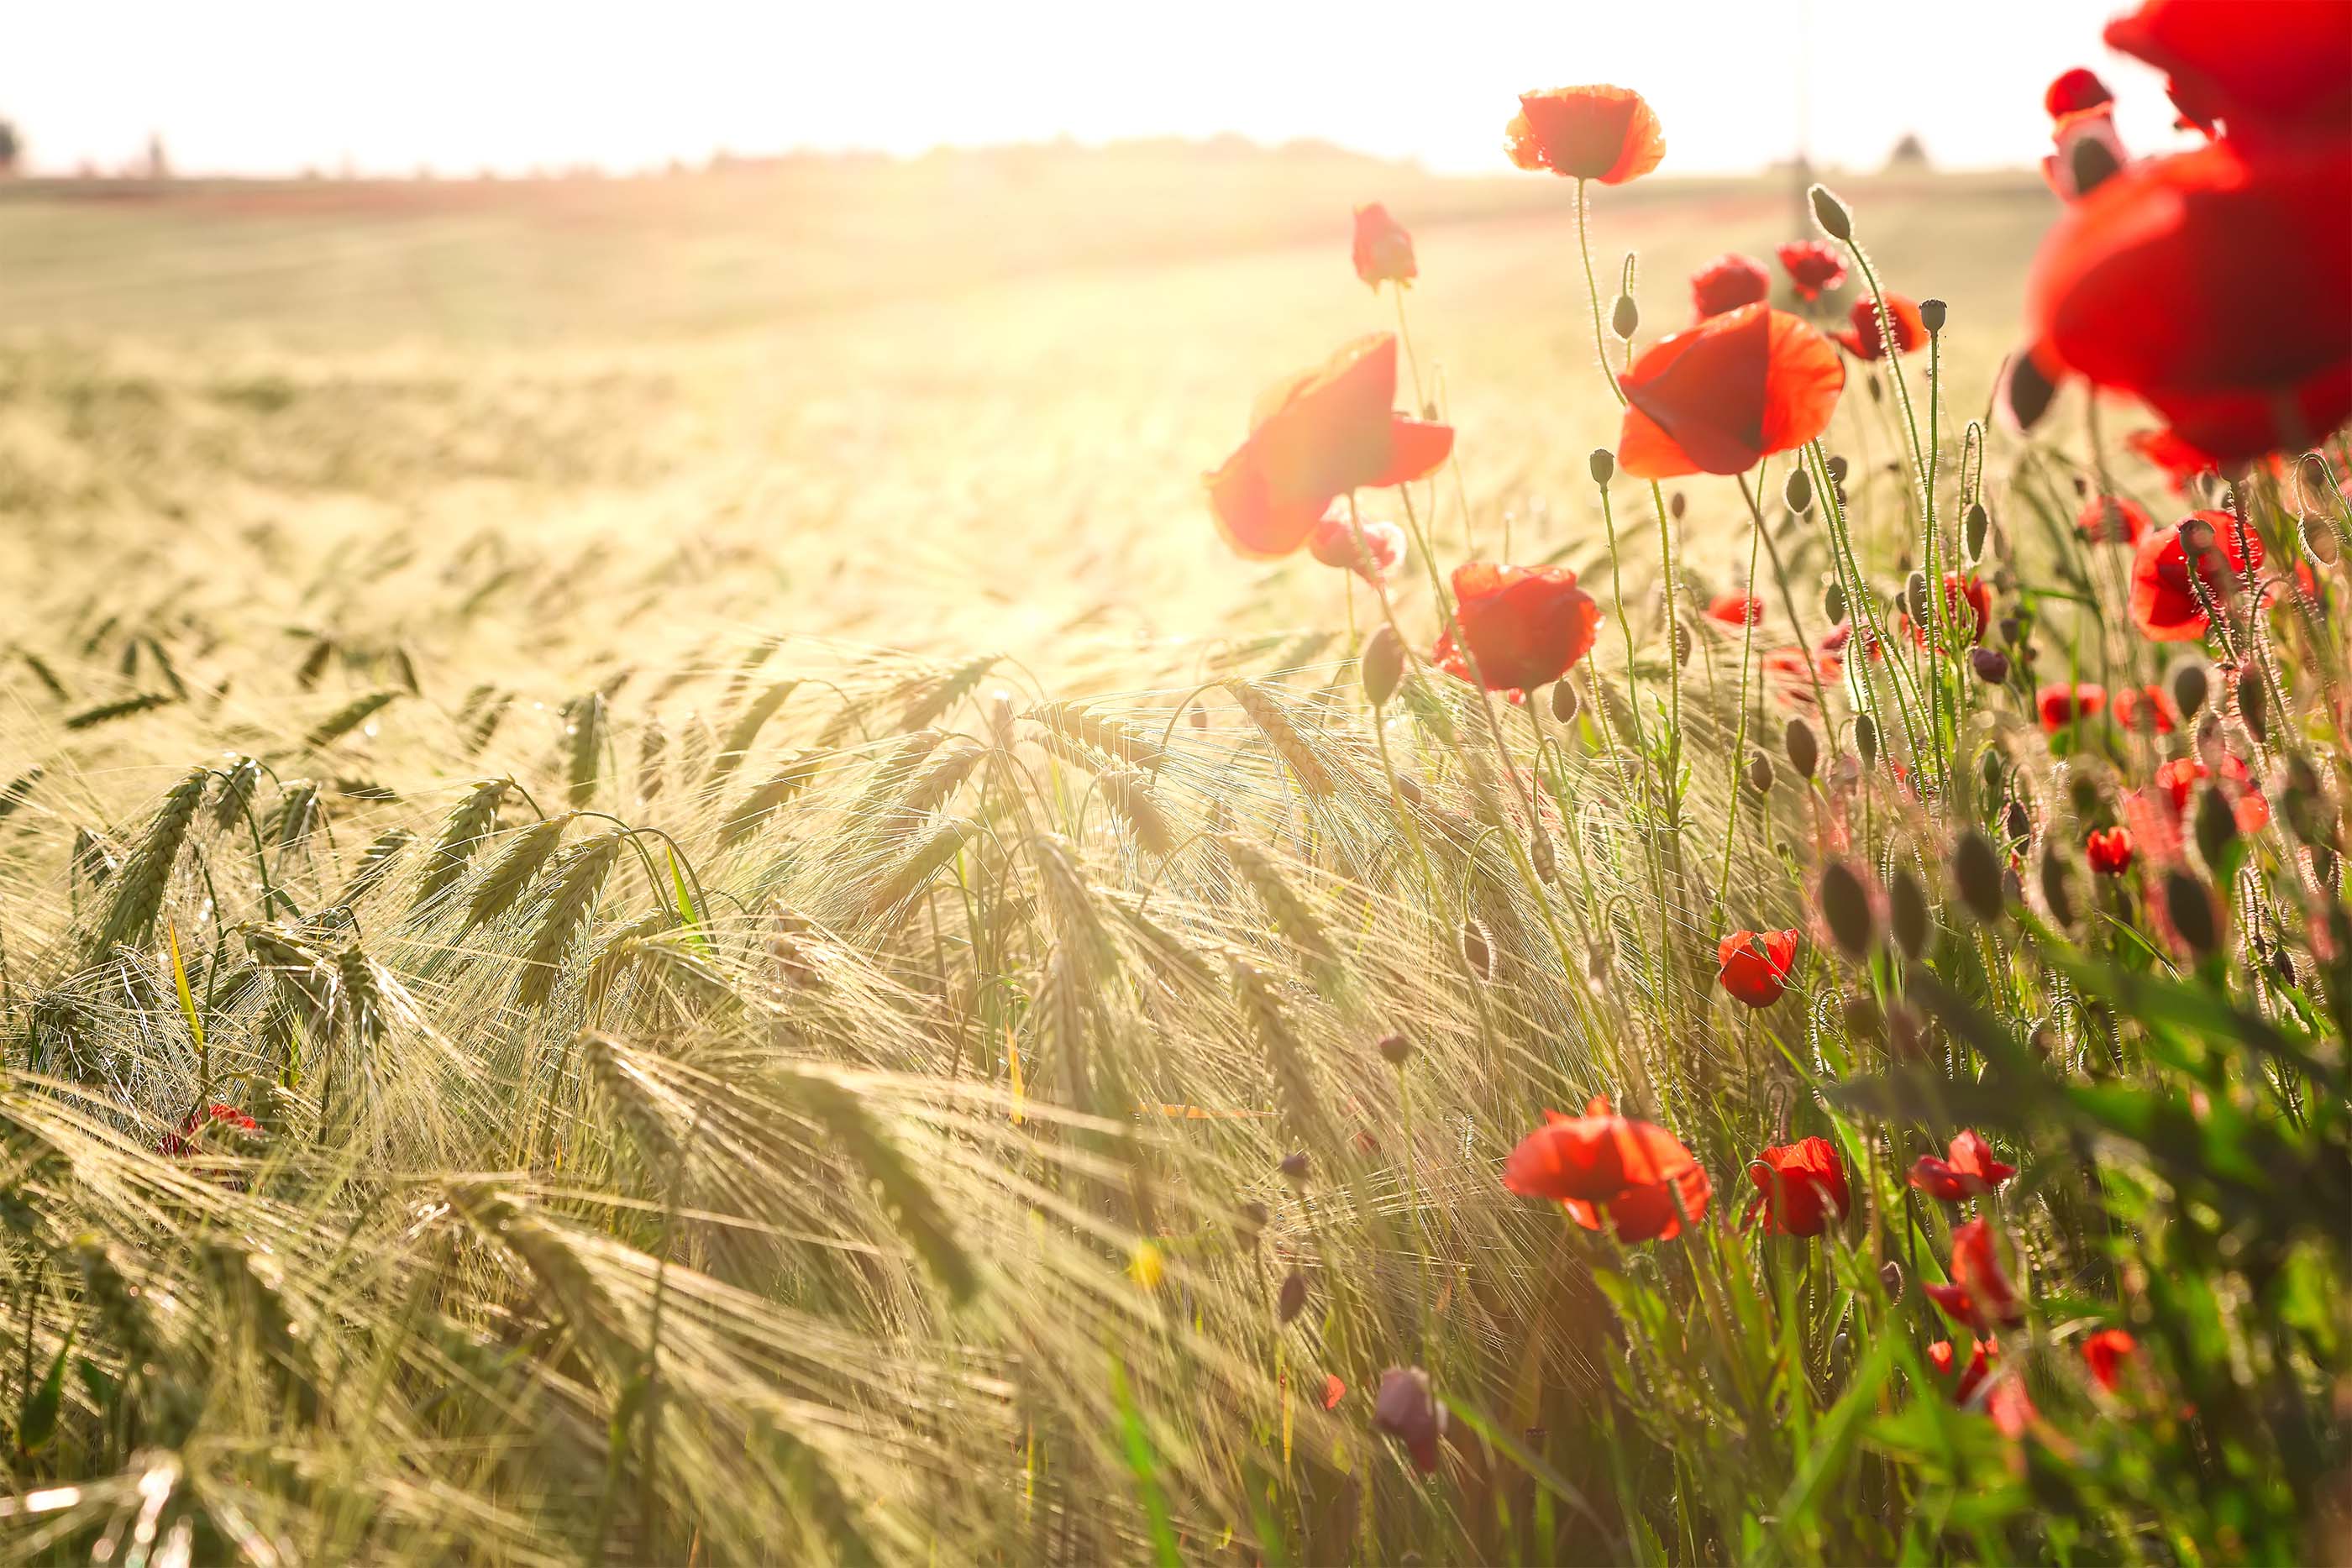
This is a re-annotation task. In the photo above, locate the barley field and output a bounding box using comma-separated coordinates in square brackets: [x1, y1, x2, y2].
[0, 81, 2347, 1568]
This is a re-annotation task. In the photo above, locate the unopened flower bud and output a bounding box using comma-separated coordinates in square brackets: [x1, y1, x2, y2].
[1785, 716, 1819, 781]
[1952, 830, 2005, 922]
[1361, 626, 1404, 708]
[1746, 751, 1774, 795]
[1825, 455, 1850, 485]
[1809, 183, 1853, 242]
[1672, 621, 1693, 668]
[2039, 844, 2077, 928]
[1550, 679, 1580, 725]
[2164, 868, 2220, 957]
[1969, 646, 2010, 684]
[2235, 665, 2268, 741]
[1784, 466, 1813, 514]
[1919, 298, 1947, 333]
[1854, 713, 1880, 769]
[1904, 569, 1931, 627]
[1999, 351, 2060, 433]
[1373, 1366, 1447, 1476]
[1278, 1267, 1309, 1323]
[1588, 448, 1615, 486]
[1965, 501, 1991, 562]
[1670, 490, 1687, 521]
[1377, 1030, 1413, 1067]
[1824, 580, 1847, 625]
[1879, 1259, 1904, 1300]
[1890, 867, 1930, 959]
[2194, 785, 2237, 868]
[1612, 293, 1638, 340]
[1820, 860, 1877, 957]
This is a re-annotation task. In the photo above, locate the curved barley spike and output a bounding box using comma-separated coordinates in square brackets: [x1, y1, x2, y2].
[710, 679, 800, 784]
[580, 1029, 684, 1178]
[211, 755, 263, 829]
[0, 764, 40, 823]
[64, 692, 176, 731]
[774, 1065, 979, 1306]
[336, 826, 414, 908]
[1222, 679, 1335, 796]
[865, 816, 976, 920]
[517, 831, 626, 1009]
[897, 737, 985, 820]
[898, 653, 1001, 732]
[464, 815, 572, 931]
[1097, 768, 1174, 859]
[272, 779, 325, 854]
[1232, 958, 1326, 1146]
[92, 764, 207, 957]
[1216, 834, 1341, 986]
[564, 691, 607, 806]
[1026, 701, 1167, 771]
[413, 779, 509, 913]
[303, 690, 401, 751]
[720, 751, 827, 848]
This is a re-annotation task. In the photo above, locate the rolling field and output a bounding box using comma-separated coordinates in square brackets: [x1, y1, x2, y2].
[0, 140, 2343, 1565]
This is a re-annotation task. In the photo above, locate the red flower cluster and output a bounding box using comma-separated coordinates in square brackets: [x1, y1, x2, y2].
[1205, 335, 1454, 559]
[1929, 1336, 1999, 1405]
[1615, 304, 1845, 478]
[1775, 241, 1846, 302]
[1716, 927, 1799, 1008]
[1925, 1218, 2027, 1333]
[1505, 86, 1664, 184]
[1504, 1097, 1711, 1243]
[1742, 1136, 1848, 1237]
[2037, 681, 2106, 732]
[1691, 253, 1770, 320]
[1352, 204, 1416, 290]
[2082, 1328, 2139, 1393]
[1908, 1129, 2017, 1203]
[1432, 563, 1600, 700]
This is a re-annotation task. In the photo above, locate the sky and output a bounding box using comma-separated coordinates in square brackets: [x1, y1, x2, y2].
[4, 0, 2193, 179]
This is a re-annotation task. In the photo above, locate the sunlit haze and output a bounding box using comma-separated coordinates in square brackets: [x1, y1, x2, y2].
[11, 0, 2194, 177]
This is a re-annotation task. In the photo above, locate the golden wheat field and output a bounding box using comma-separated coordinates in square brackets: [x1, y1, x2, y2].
[1, 111, 2347, 1567]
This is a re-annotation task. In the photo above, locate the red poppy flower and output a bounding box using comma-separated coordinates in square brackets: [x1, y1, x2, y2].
[2024, 139, 2352, 467]
[1352, 203, 1416, 289]
[1706, 591, 1763, 627]
[2086, 826, 2135, 876]
[1776, 241, 1847, 302]
[1924, 1218, 2027, 1333]
[2076, 495, 2150, 544]
[2111, 684, 2175, 733]
[1692, 253, 1770, 320]
[1307, 513, 1406, 579]
[1929, 1337, 2000, 1406]
[1614, 304, 1845, 479]
[1373, 1366, 1446, 1474]
[1833, 294, 1930, 360]
[2045, 67, 2115, 120]
[1503, 1096, 1711, 1244]
[1321, 1372, 1347, 1410]
[1741, 1135, 1848, 1237]
[2037, 681, 2107, 731]
[2081, 1328, 2138, 1393]
[1205, 335, 1455, 559]
[1903, 573, 1992, 648]
[1984, 1374, 2039, 1439]
[2103, 0, 2352, 142]
[2129, 510, 2263, 642]
[1505, 86, 1665, 184]
[1432, 563, 1600, 700]
[1908, 1129, 2018, 1203]
[159, 1101, 262, 1157]
[1716, 927, 1799, 1008]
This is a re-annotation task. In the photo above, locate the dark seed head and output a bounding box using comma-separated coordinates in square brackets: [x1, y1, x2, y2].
[1588, 448, 1615, 485]
[1785, 716, 1819, 781]
[1969, 646, 2010, 684]
[1890, 867, 1930, 959]
[2164, 869, 2220, 957]
[1965, 501, 1991, 562]
[2003, 797, 2034, 852]
[1919, 298, 1947, 333]
[1746, 752, 1774, 796]
[2039, 844, 2077, 928]
[1952, 830, 2005, 922]
[1549, 679, 1580, 725]
[1377, 1030, 1412, 1067]
[1279, 1151, 1310, 1184]
[1824, 579, 1848, 626]
[1820, 860, 1877, 957]
[2234, 665, 2268, 741]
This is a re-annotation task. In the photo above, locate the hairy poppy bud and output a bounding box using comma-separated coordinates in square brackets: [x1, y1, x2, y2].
[1278, 1267, 1309, 1324]
[1826, 454, 1850, 485]
[2069, 134, 2124, 197]
[1588, 448, 1615, 486]
[1952, 831, 2004, 922]
[1970, 646, 2010, 684]
[1965, 501, 1991, 562]
[1999, 350, 2059, 433]
[1903, 570, 1931, 627]
[1809, 183, 1853, 242]
[2039, 844, 2077, 928]
[1854, 713, 1880, 769]
[1235, 1200, 1268, 1240]
[1461, 920, 1493, 980]
[1979, 747, 2005, 794]
[2194, 785, 2237, 868]
[1746, 752, 1773, 795]
[1672, 621, 1693, 668]
[1888, 1001, 1929, 1059]
[1919, 298, 1947, 333]
[1785, 716, 1819, 781]
[2235, 666, 2268, 742]
[1824, 579, 1847, 626]
[1377, 1030, 1412, 1067]
[1890, 866, 1930, 958]
[2302, 513, 2343, 565]
[1361, 626, 1404, 709]
[1670, 490, 1687, 521]
[2164, 869, 2219, 957]
[1279, 1151, 1310, 1184]
[1820, 860, 1877, 957]
[2003, 798, 2034, 852]
[1550, 679, 1580, 725]
[1612, 293, 1639, 340]
[1785, 466, 1813, 515]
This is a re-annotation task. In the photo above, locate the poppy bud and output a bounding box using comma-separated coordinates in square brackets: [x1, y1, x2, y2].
[1670, 491, 1687, 521]
[1279, 1151, 1310, 1184]
[1362, 626, 1404, 709]
[1879, 1259, 1904, 1300]
[1746, 752, 1773, 795]
[1785, 467, 1813, 515]
[1278, 1268, 1309, 1324]
[1888, 1001, 1929, 1059]
[1965, 501, 1991, 563]
[1550, 679, 1580, 725]
[1373, 1366, 1446, 1476]
[1825, 455, 1850, 485]
[1588, 448, 1614, 485]
[1890, 867, 1930, 958]
[1612, 293, 1638, 340]
[1235, 1201, 1269, 1240]
[2194, 785, 2237, 867]
[1903, 570, 1931, 627]
[1919, 298, 1947, 334]
[1377, 1030, 1412, 1067]
[2177, 513, 2217, 557]
[2003, 798, 2033, 852]
[2235, 666, 2267, 742]
[1820, 860, 1877, 957]
[1953, 831, 2005, 922]
[2302, 513, 2342, 565]
[1854, 714, 1879, 769]
[1809, 183, 1854, 242]
[1979, 747, 2005, 794]
[2040, 844, 2077, 929]
[1999, 616, 2024, 646]
[1461, 920, 1493, 980]
[1842, 993, 1882, 1043]
[1970, 647, 2010, 684]
[1824, 580, 1847, 625]
[1672, 622, 1693, 668]
[2069, 134, 2124, 197]
[2164, 869, 2220, 957]
[1785, 716, 1819, 781]
[1998, 349, 2059, 433]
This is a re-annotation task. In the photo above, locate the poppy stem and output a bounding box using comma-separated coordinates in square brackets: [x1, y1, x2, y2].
[1572, 180, 1627, 410]
[1391, 283, 1425, 415]
[1714, 470, 1774, 940]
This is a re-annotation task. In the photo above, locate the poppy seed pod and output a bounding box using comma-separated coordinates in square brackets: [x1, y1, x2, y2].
[1919, 298, 1947, 334]
[1589, 448, 1615, 485]
[1824, 580, 1847, 625]
[2235, 666, 2268, 742]
[1746, 752, 1774, 795]
[2194, 785, 2237, 867]
[2040, 844, 2078, 928]
[1820, 861, 1877, 957]
[2164, 869, 2220, 957]
[1809, 183, 1854, 242]
[1855, 714, 1880, 769]
[1550, 678, 1581, 725]
[1361, 626, 1404, 709]
[1377, 1030, 1413, 1066]
[1890, 867, 1931, 959]
[1782, 466, 1813, 515]
[1612, 293, 1639, 340]
[1277, 1268, 1309, 1324]
[1785, 716, 1819, 781]
[1953, 831, 2005, 922]
[1970, 646, 2011, 684]
[1965, 502, 1991, 563]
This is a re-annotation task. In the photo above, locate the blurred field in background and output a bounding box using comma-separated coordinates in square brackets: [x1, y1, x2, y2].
[1, 146, 2047, 695]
